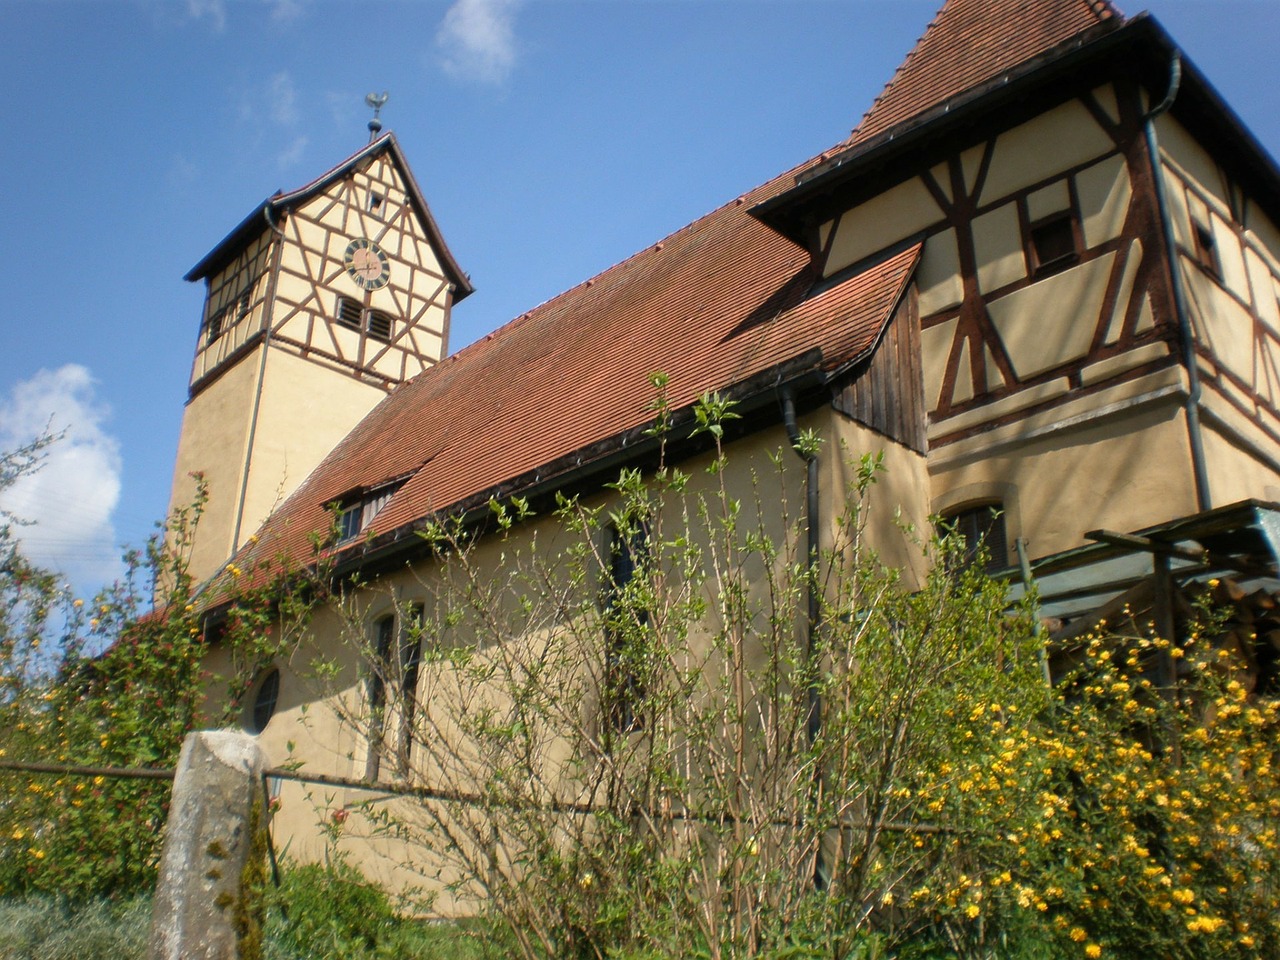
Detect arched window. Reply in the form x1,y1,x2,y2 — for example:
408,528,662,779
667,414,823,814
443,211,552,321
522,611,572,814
938,502,1008,573
246,667,281,734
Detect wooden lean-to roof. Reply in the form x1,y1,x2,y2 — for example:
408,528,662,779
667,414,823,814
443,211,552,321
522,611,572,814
184,132,473,301
208,0,1179,588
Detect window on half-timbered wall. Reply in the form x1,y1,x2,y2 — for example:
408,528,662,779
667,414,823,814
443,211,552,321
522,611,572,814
205,307,225,345
1192,219,1221,280
938,502,1008,574
603,518,650,735
367,191,385,217
1028,209,1079,277
337,295,364,331
336,295,396,342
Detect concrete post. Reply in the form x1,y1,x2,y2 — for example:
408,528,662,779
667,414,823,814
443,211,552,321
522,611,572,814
148,730,270,960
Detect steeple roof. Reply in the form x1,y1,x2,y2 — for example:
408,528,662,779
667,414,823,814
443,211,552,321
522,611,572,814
850,0,1122,148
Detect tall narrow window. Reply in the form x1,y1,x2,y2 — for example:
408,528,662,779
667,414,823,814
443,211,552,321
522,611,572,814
1192,220,1221,280
604,519,649,734
397,604,424,778
205,308,225,344
938,502,1008,574
365,615,395,781
368,192,385,217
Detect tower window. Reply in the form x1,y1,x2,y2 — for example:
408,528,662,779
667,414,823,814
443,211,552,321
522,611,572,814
367,192,385,217
205,309,225,344
237,290,252,322
366,309,394,341
336,296,397,341
337,296,364,331
1028,211,1078,277
938,502,1008,573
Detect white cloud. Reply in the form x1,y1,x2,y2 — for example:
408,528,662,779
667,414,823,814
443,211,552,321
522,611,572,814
0,366,124,590
186,0,227,32
276,135,309,169
437,0,520,86
268,71,299,127
266,0,306,23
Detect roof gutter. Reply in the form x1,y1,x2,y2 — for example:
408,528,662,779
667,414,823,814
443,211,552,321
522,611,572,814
328,350,830,581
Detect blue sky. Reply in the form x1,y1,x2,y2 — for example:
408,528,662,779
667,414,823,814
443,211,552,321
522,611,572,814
1,0,1278,595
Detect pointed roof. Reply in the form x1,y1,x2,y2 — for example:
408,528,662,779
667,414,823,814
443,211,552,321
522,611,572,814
213,151,921,590
849,0,1122,148
184,132,473,301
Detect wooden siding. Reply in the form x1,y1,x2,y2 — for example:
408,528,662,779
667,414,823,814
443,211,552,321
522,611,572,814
831,284,927,454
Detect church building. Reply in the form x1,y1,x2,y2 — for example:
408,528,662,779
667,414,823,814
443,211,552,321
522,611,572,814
171,0,1280,902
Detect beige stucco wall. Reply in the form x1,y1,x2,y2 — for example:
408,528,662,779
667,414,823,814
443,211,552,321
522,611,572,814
929,381,1201,562
201,410,934,911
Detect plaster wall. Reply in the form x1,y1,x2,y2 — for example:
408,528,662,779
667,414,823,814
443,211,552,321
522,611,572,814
208,411,935,912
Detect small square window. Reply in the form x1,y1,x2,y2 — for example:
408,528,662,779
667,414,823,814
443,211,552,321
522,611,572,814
368,192,385,217
1029,211,1078,276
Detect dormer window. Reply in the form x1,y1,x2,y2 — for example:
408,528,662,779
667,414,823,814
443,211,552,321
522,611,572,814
331,479,404,543
1028,210,1079,277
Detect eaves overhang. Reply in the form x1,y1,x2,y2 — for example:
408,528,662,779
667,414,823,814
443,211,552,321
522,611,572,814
751,15,1280,247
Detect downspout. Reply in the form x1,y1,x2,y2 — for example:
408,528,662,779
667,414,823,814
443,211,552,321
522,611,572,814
229,205,286,553
781,386,827,887
1143,54,1212,511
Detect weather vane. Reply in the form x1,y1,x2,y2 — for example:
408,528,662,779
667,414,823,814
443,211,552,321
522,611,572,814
365,92,390,141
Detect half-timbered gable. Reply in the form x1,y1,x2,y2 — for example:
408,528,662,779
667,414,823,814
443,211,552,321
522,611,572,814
754,0,1280,563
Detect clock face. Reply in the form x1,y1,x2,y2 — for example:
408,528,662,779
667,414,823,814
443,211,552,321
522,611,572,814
344,238,390,290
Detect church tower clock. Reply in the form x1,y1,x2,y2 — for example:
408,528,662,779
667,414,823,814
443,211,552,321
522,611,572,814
168,128,472,583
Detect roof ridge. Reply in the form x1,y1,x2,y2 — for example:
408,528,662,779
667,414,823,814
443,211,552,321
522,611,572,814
437,141,849,365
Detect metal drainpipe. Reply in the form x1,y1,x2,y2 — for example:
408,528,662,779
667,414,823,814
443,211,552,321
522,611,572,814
1143,54,1212,512
781,386,827,888
229,205,285,553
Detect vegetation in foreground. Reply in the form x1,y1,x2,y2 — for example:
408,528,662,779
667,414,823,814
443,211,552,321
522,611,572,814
1,386,1278,960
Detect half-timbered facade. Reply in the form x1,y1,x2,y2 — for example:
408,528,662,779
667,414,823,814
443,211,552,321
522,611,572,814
170,134,471,582
175,0,1280,903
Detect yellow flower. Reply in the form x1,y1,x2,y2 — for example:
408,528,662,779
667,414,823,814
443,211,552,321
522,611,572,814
1070,928,1087,942
1085,944,1101,958
10,828,24,841
965,904,981,919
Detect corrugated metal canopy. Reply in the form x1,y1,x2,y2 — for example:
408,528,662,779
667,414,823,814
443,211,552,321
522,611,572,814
1004,499,1280,620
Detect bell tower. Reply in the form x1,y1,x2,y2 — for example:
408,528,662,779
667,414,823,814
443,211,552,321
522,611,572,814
168,128,472,583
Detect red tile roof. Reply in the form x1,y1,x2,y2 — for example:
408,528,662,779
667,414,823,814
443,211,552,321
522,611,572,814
209,0,1124,588
849,0,1122,147
222,153,920,582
